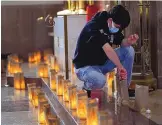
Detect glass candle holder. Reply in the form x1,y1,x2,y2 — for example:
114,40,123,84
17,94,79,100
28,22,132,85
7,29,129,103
76,90,88,121
28,53,34,63
56,74,64,96
63,80,71,102
43,49,53,64
30,86,36,105
87,98,99,125
8,54,19,63
9,61,22,75
52,57,59,73
35,51,41,63
68,84,77,110
32,87,42,107
107,71,115,99
14,72,25,90
43,103,51,124
50,69,57,91
38,100,48,124
48,55,55,69
27,83,36,101
38,63,49,78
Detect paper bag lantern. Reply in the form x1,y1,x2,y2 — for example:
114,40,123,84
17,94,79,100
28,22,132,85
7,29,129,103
106,71,115,101
63,80,71,102
28,53,35,63
28,51,41,64
56,75,64,96
27,83,36,101
87,98,99,125
76,90,88,121
48,55,55,70
43,103,51,124
98,111,109,125
70,59,75,75
30,87,37,105
38,92,46,102
113,68,117,97
32,88,42,107
70,60,77,83
50,69,57,91
38,100,48,124
54,57,59,72
38,63,49,78
14,72,25,90
35,51,41,63
12,62,22,74
135,84,149,112
68,84,77,110
43,49,53,64
8,54,19,63
8,61,22,75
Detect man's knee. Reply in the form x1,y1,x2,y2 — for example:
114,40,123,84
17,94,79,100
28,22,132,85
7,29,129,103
96,76,106,89
84,71,106,89
129,46,135,57
122,46,135,58
93,74,106,89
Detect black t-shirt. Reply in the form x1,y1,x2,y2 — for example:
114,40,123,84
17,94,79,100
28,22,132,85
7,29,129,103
73,11,124,69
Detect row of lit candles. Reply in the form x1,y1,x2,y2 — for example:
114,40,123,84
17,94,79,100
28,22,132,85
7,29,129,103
48,68,110,125
12,53,117,124
28,51,41,64
28,49,53,65
27,83,60,125
12,54,59,90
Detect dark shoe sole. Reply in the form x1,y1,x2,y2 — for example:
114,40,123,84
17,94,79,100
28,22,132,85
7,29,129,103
82,87,91,98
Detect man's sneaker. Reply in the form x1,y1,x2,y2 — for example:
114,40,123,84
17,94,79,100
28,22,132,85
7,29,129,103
82,87,91,98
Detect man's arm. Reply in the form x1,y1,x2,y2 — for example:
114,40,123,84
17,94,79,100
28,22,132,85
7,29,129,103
102,43,127,80
102,43,123,69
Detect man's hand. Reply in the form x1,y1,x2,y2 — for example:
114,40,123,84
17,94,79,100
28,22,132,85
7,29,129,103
127,34,139,45
117,67,127,80
122,34,139,46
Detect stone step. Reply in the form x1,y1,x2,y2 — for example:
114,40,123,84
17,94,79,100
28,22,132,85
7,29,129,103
130,78,157,90
132,72,154,80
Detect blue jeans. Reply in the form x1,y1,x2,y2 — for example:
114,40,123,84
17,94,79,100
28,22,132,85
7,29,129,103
75,46,135,90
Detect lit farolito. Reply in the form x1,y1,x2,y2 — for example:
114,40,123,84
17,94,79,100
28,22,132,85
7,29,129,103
87,98,99,125
76,90,88,120
56,74,64,96
14,72,25,90
68,84,77,110
50,69,57,91
38,63,49,78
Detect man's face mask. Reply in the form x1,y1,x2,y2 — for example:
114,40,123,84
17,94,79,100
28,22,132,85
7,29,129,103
109,21,119,33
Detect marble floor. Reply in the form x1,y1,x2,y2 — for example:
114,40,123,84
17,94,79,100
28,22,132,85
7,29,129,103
1,86,38,125
1,63,38,125
1,63,162,125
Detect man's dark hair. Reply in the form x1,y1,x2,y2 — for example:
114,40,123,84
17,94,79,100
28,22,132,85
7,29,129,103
108,5,130,29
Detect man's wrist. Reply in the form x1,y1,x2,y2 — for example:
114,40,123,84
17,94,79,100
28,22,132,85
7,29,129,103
122,38,131,46
117,64,123,70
